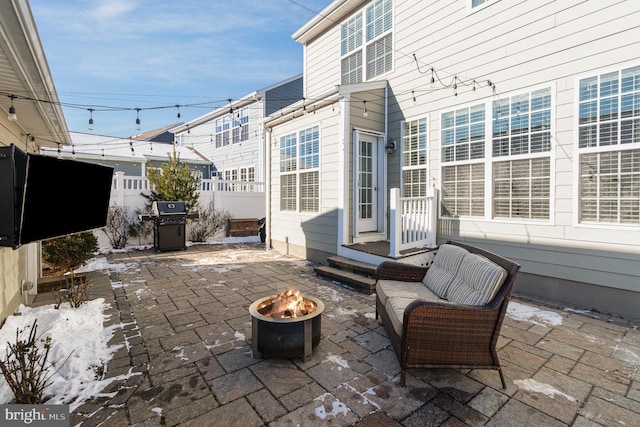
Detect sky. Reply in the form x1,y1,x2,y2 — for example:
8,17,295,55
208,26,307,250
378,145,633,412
29,0,331,138
0,235,577,412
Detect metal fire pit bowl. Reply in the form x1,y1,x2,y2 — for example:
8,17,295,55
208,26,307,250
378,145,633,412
249,295,324,362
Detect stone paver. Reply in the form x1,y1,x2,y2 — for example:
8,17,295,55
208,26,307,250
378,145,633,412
59,242,640,426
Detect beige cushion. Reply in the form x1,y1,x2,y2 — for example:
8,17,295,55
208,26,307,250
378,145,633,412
422,244,469,298
446,253,508,306
376,280,432,306
385,291,445,336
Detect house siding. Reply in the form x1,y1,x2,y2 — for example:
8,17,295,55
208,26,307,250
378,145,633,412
269,107,340,260
265,77,303,116
281,0,640,317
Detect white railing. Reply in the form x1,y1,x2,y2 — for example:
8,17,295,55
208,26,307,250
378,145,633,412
389,187,438,257
212,179,265,193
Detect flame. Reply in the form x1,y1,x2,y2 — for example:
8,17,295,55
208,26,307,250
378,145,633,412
265,289,315,318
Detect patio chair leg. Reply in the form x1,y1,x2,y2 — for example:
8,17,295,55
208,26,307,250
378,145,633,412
400,370,406,387
498,368,506,389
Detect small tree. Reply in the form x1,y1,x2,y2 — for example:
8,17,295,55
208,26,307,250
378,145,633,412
42,232,98,274
188,203,231,242
143,150,201,212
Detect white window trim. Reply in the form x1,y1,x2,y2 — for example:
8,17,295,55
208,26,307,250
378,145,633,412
279,124,322,214
572,61,640,229
399,115,429,197
438,84,556,225
339,0,394,84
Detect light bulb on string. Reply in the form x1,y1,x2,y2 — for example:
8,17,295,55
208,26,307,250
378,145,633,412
135,108,141,130
7,95,17,121
88,108,94,130
363,101,368,118
175,105,181,120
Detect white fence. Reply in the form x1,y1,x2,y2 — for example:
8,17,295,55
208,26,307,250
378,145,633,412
110,172,265,217
388,187,438,257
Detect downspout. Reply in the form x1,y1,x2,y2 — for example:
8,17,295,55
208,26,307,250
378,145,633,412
384,84,389,237
337,93,350,256
265,126,272,250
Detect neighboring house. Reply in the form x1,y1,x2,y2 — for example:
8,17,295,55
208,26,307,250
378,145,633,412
264,0,640,318
0,1,71,321
171,75,303,186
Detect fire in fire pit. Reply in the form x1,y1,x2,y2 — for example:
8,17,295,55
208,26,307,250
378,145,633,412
262,289,316,319
249,289,323,361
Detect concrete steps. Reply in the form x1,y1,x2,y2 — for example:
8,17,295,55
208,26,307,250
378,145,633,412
314,256,378,294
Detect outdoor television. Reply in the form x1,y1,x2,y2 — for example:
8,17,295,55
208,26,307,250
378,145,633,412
0,144,114,248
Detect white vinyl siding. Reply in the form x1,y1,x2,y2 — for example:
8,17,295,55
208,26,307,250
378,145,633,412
401,117,428,197
280,126,320,213
578,65,640,225
340,0,392,85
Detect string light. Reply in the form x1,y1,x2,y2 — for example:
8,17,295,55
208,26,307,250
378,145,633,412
175,104,181,119
363,101,368,118
88,108,94,130
228,99,233,115
7,95,17,121
130,138,135,155
135,108,141,130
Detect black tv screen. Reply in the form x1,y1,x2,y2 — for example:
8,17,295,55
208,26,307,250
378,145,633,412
19,153,114,244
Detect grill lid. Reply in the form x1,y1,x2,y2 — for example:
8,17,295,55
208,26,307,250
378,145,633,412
152,201,186,216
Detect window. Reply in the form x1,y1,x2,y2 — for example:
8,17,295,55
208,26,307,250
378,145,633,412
215,116,231,148
470,0,497,9
401,118,428,197
441,105,486,217
232,107,249,144
492,88,552,220
340,0,392,84
280,126,320,212
578,65,640,225
440,88,552,220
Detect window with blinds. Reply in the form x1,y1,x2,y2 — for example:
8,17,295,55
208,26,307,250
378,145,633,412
279,126,320,212
441,104,486,217
401,117,428,197
578,65,640,225
340,0,392,84
440,88,552,220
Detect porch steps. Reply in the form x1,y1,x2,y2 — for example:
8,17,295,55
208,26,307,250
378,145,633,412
314,256,378,294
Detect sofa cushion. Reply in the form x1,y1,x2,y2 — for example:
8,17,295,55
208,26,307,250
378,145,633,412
422,243,469,298
385,291,445,336
377,280,436,306
446,253,507,306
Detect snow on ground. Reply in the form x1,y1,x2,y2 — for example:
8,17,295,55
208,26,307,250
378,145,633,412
0,300,133,411
507,301,563,326
0,235,259,411
513,378,577,401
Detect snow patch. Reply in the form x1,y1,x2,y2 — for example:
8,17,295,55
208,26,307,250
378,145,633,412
514,378,577,402
507,302,563,326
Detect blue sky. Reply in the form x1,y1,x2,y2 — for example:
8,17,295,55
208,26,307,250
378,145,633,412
30,0,330,138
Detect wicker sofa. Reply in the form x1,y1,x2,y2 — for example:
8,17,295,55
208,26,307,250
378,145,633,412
375,241,520,388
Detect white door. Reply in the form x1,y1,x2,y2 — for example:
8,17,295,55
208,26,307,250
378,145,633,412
356,133,378,232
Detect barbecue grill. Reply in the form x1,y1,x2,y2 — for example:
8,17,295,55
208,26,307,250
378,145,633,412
140,201,197,252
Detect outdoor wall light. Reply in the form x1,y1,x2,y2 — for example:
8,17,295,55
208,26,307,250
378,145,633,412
385,138,396,155
7,95,17,122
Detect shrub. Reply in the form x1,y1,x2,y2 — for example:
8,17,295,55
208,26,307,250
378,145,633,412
0,321,53,404
129,208,153,245
188,204,231,242
42,232,98,274
103,205,132,249
53,272,91,308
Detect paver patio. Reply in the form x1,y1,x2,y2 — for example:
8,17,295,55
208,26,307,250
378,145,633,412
67,242,640,426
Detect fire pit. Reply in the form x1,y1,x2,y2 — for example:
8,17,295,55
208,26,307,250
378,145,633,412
249,289,324,362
